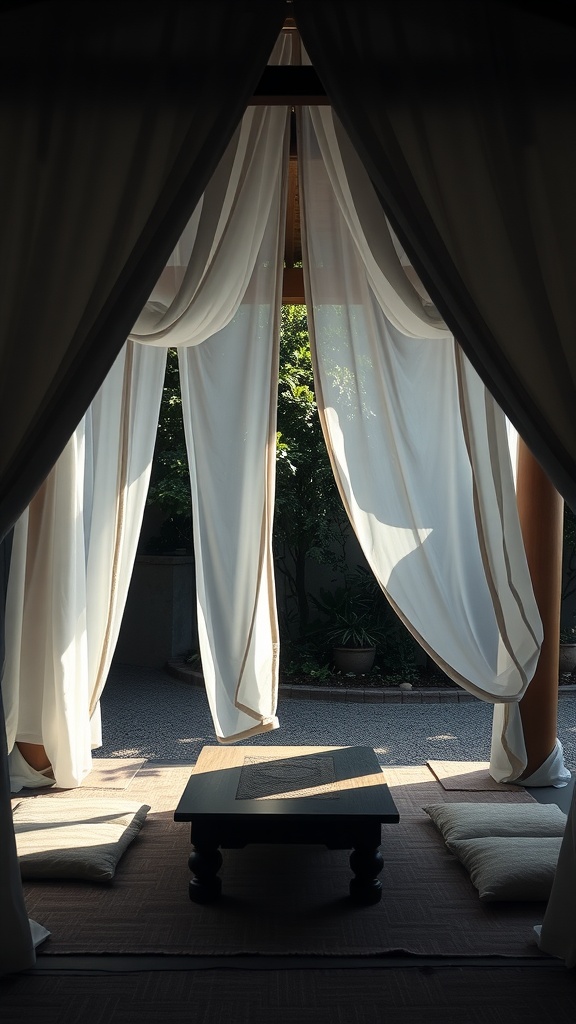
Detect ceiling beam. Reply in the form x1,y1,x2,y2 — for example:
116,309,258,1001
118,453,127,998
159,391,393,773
282,267,305,304
250,65,328,105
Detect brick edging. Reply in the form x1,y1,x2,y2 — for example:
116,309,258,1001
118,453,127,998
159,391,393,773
165,661,576,705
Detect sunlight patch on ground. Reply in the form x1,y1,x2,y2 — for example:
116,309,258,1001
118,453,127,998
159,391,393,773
426,734,457,741
102,748,143,757
373,747,390,755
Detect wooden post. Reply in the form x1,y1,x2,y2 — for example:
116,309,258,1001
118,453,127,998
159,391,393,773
16,742,52,774
516,439,564,777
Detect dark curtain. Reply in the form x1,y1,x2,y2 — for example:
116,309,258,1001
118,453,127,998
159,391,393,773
295,0,576,507
0,0,285,976
0,0,286,542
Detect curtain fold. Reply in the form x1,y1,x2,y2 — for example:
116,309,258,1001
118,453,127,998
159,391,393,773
179,196,286,740
299,105,546,782
132,93,290,740
127,35,291,740
0,0,286,975
3,342,167,790
294,0,576,510
0,1,286,543
295,6,576,961
84,345,168,718
3,44,291,783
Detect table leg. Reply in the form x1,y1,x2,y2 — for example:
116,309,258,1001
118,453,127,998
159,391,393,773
349,845,384,905
188,844,223,904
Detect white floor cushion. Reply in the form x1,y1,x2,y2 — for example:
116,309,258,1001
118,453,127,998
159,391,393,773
423,801,566,844
14,797,150,881
449,836,563,902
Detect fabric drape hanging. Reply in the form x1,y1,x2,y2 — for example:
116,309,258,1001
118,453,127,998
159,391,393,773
0,1,286,544
178,196,285,741
130,52,291,740
3,41,291,786
294,6,576,963
294,0,576,511
299,106,557,784
0,0,286,975
3,342,167,791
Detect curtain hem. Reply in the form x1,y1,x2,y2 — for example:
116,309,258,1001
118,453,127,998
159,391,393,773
216,717,279,745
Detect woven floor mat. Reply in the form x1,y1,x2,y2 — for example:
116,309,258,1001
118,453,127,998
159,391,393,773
4,966,575,1024
21,762,543,959
427,760,526,792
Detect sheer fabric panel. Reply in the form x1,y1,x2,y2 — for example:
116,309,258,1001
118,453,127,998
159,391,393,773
177,112,289,741
3,86,290,785
131,52,290,740
3,343,166,790
300,107,544,781
84,344,168,718
295,1,576,510
131,108,289,347
180,289,283,742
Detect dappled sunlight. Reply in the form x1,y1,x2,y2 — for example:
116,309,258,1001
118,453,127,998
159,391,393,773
98,665,576,771
100,747,145,758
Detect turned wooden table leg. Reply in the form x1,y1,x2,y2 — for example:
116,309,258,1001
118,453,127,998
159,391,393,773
188,844,223,904
349,845,384,905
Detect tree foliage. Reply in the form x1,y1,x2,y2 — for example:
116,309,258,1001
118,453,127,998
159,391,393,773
144,315,422,680
146,349,192,552
274,305,350,634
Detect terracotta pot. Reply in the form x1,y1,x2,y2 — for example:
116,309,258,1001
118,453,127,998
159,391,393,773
559,643,576,675
332,646,376,675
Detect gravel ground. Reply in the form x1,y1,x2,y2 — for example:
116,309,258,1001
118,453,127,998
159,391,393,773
95,663,576,770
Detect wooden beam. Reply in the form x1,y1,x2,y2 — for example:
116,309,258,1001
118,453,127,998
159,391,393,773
516,440,564,777
250,65,329,106
284,156,300,269
282,267,305,304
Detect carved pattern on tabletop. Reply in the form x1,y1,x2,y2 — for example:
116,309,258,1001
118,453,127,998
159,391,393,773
235,755,339,801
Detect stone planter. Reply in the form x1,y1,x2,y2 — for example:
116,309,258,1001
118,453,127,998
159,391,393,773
332,646,376,675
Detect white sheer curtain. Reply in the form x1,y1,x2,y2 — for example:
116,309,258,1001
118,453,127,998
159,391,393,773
3,103,290,784
3,342,166,789
179,214,283,742
127,34,290,741
299,106,555,784
132,102,289,741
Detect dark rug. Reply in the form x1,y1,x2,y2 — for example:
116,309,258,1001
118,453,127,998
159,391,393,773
2,966,575,1024
19,764,546,959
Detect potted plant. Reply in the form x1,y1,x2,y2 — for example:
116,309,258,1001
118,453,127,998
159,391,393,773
309,580,388,675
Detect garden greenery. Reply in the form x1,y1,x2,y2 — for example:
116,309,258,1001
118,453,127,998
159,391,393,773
145,314,424,680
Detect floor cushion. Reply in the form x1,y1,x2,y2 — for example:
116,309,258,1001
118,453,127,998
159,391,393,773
423,801,567,844
449,836,563,902
14,796,150,881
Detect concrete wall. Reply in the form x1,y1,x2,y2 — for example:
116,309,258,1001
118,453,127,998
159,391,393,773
113,555,197,669
113,517,576,669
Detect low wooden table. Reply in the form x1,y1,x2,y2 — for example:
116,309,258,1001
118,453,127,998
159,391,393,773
174,744,399,905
